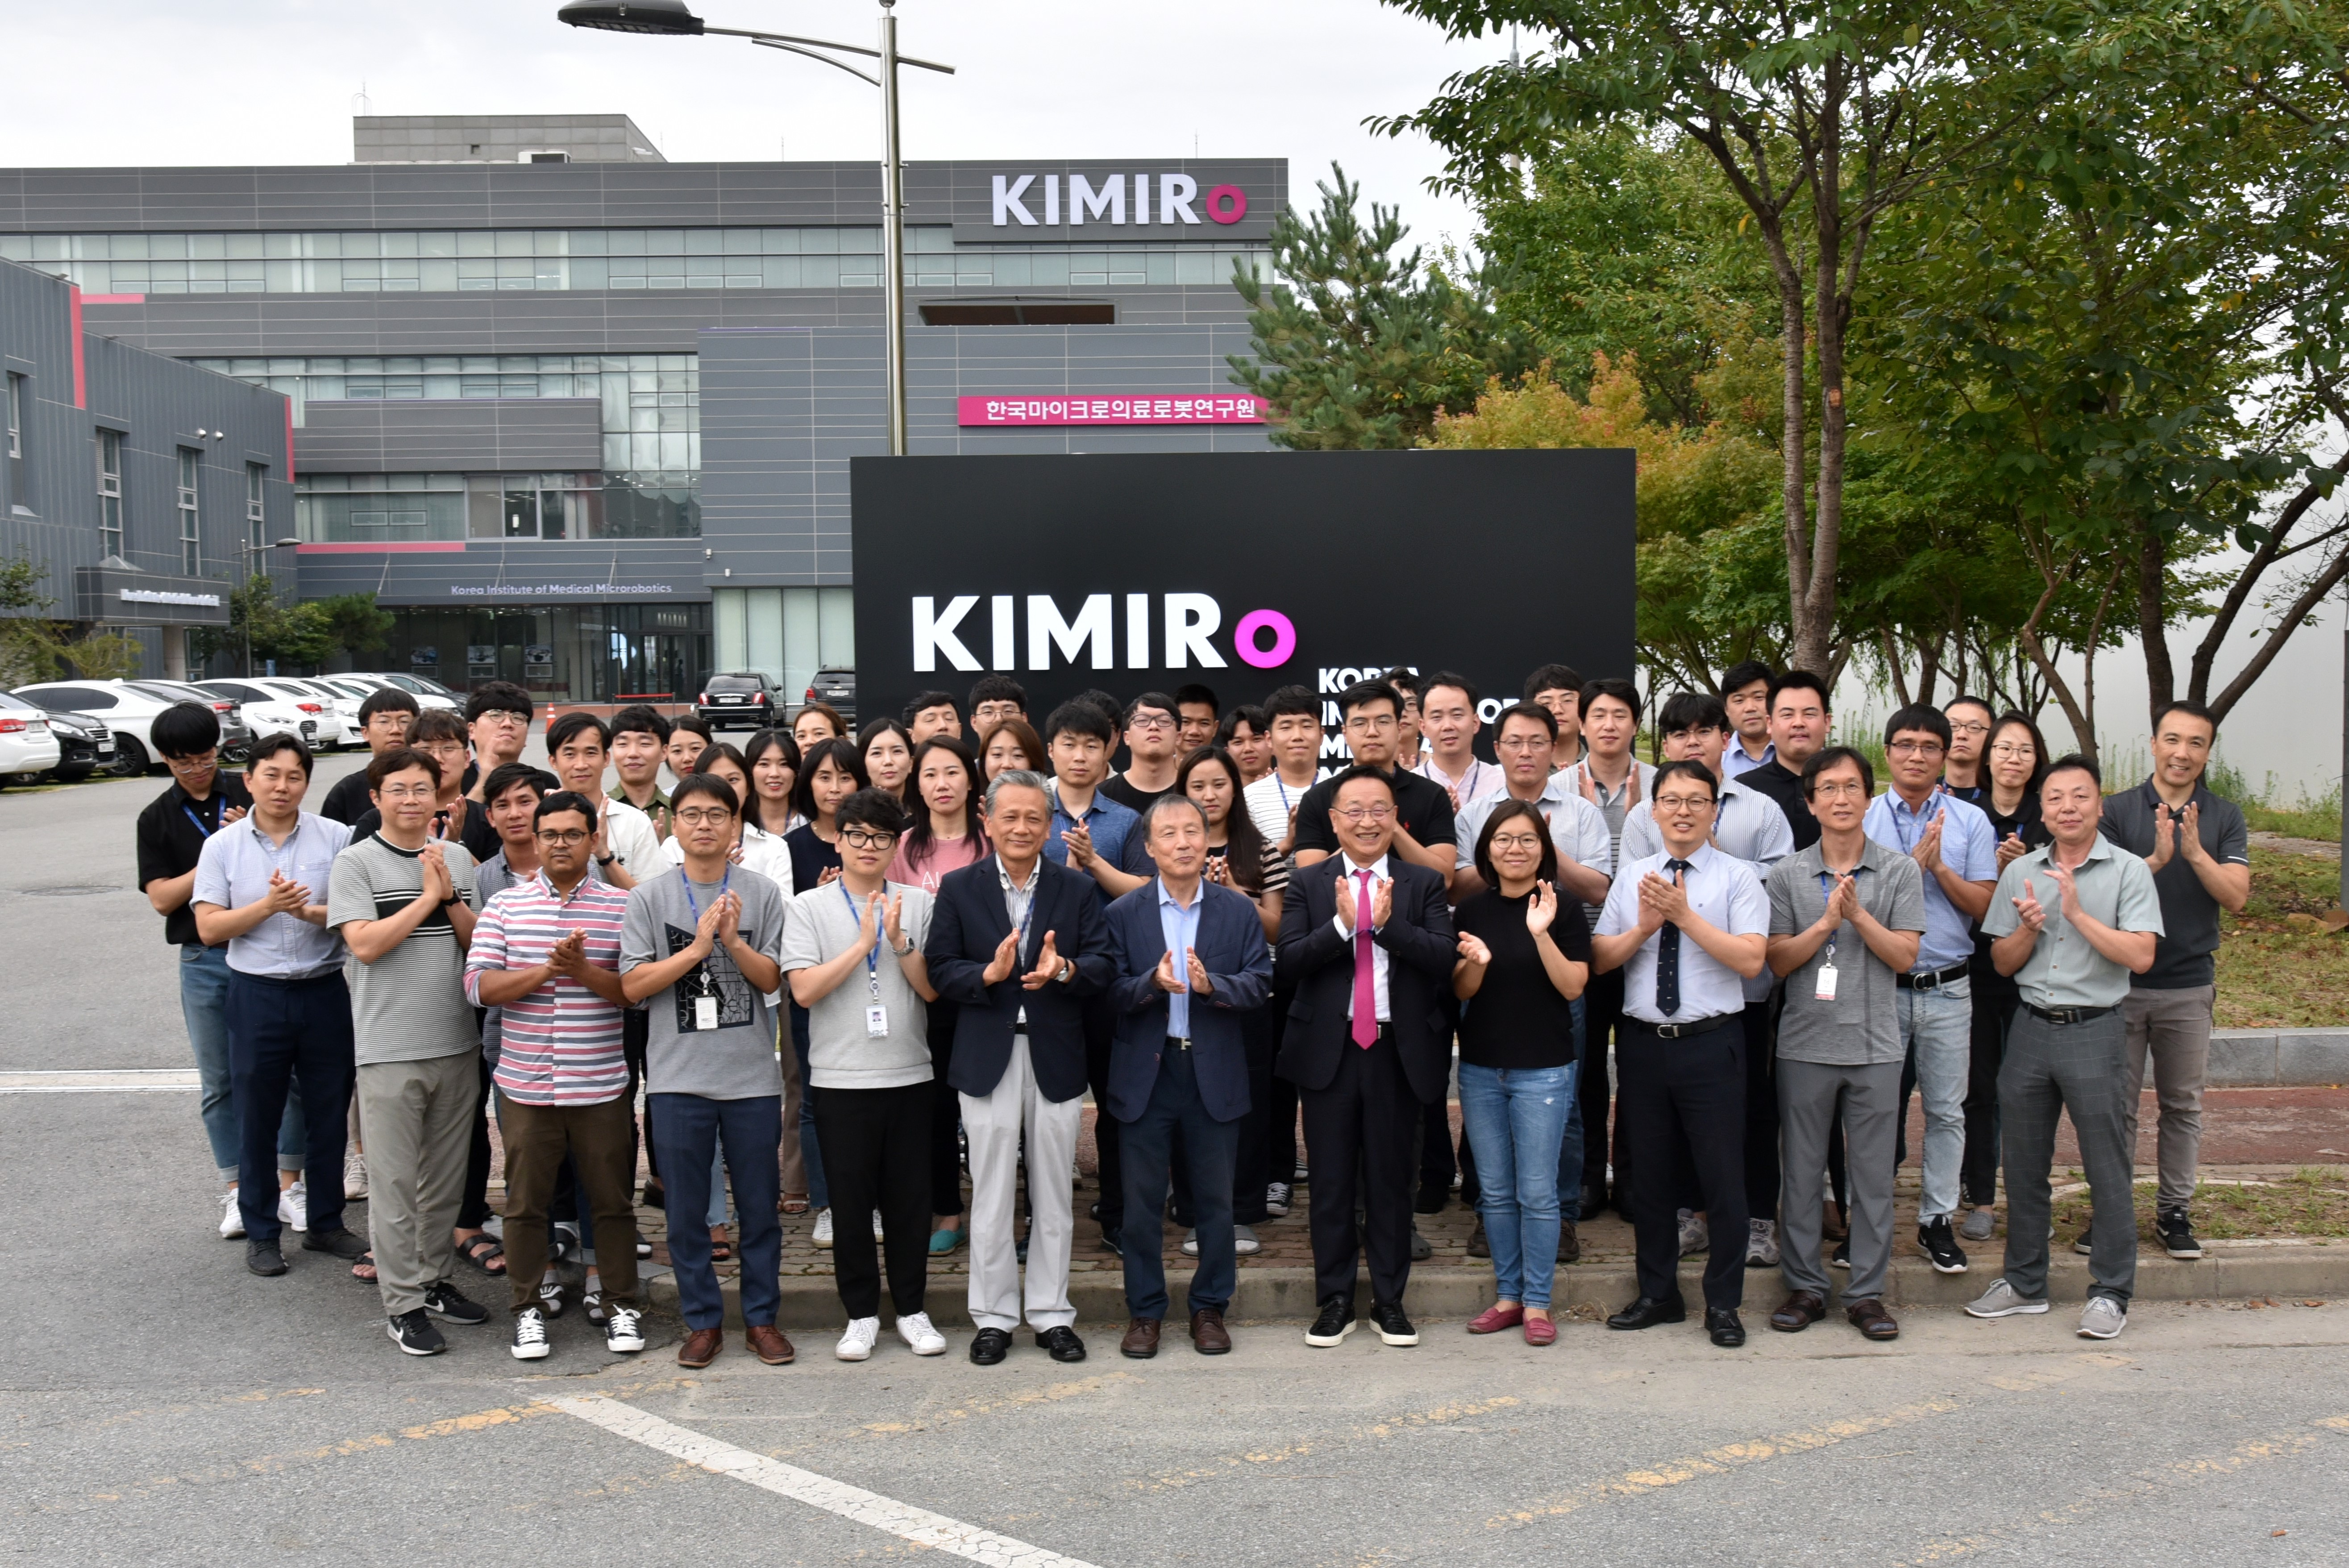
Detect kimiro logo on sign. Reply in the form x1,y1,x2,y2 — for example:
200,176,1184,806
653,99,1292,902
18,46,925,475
991,174,1247,228
911,594,1296,674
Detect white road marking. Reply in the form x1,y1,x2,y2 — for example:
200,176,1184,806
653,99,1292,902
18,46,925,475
552,1392,1102,1568
0,1069,199,1093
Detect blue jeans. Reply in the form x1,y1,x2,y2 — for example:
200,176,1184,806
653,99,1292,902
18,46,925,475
1898,979,1973,1223
1117,1045,1240,1320
181,944,304,1179
650,1094,782,1331
225,970,353,1242
790,1005,829,1210
1459,1061,1575,1309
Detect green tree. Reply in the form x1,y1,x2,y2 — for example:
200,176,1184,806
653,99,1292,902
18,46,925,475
0,553,60,687
1228,163,1541,449
311,592,395,660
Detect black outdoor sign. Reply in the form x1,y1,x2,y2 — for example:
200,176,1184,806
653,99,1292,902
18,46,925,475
850,450,1635,766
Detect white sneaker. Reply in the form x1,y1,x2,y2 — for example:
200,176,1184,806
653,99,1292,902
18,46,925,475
836,1316,880,1361
1746,1218,1779,1267
604,1301,647,1355
1181,1228,1201,1257
812,1208,835,1249
511,1306,551,1361
896,1312,947,1356
1964,1278,2050,1318
873,1209,886,1239
1265,1181,1292,1217
1234,1223,1262,1256
343,1149,369,1201
2077,1296,2128,1340
218,1189,245,1239
278,1180,308,1232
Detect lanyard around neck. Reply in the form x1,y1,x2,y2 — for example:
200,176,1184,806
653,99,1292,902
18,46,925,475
840,880,883,997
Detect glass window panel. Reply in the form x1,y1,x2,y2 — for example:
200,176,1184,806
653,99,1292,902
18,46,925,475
840,228,881,254
303,233,338,258
723,274,760,288
611,275,645,287
148,279,188,294
187,234,224,259
31,235,67,259
686,274,721,288
990,254,1033,286
685,230,722,255
423,375,460,398
569,230,607,256
457,231,495,257
760,257,800,287
570,259,607,288
798,256,839,287
419,259,457,290
801,229,838,255
722,229,761,254
264,233,298,258
607,230,644,256
151,234,187,259
379,232,417,258
0,236,29,261
534,231,565,256
657,368,692,391
112,233,149,260
225,233,264,259
646,229,683,254
646,272,686,289
385,357,422,374
340,260,380,279
496,257,534,277
495,231,532,257
761,228,799,254
341,233,381,258
189,260,226,281
262,259,298,291
1110,266,1146,285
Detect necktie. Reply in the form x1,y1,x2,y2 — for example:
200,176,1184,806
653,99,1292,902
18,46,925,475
1351,869,1378,1048
1655,857,1693,1017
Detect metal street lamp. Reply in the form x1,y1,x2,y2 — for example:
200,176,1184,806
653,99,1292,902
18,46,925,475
559,0,953,457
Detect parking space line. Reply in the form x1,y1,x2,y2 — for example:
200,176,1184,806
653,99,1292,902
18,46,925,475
0,1070,199,1093
552,1392,1103,1568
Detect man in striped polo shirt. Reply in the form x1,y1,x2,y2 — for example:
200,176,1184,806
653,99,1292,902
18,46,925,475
466,789,647,1362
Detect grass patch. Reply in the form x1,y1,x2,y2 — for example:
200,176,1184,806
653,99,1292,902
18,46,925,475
2049,1168,2349,1241
2215,848,2349,1028
2246,800,2343,842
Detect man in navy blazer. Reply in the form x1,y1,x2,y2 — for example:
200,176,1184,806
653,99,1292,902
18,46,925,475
1103,795,1274,1358
925,770,1113,1368
1276,765,1457,1350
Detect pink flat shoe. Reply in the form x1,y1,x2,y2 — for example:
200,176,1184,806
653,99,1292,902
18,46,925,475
1467,1303,1525,1335
1523,1314,1558,1347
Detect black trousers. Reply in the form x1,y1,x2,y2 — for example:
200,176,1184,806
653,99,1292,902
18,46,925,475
1672,1000,1778,1224
811,1081,933,1320
1298,1029,1420,1308
1963,978,2020,1207
458,1052,496,1231
1619,1018,1747,1313
1264,981,1300,1183
1173,1002,1277,1226
1580,966,1630,1197
1084,991,1123,1235
927,999,965,1218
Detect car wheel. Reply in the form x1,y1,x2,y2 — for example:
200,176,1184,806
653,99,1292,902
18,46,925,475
110,736,150,777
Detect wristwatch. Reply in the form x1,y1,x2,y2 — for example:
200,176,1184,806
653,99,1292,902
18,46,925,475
1056,959,1073,983
595,852,617,867
893,938,915,956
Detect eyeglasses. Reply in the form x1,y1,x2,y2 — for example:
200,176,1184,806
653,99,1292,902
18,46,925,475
378,784,437,800
1949,720,1990,736
1888,740,1946,757
165,752,218,773
474,712,527,728
1495,735,1549,752
1488,833,1546,851
840,827,898,849
1127,715,1176,732
1345,715,1398,731
536,828,590,845
1654,794,1715,812
673,807,733,826
1334,805,1394,823
1809,781,1869,799
1990,743,2035,760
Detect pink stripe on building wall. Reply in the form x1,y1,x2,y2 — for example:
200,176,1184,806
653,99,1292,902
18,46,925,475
81,293,146,304
67,286,85,408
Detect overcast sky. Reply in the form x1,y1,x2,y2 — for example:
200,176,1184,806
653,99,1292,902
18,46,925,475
0,0,1507,255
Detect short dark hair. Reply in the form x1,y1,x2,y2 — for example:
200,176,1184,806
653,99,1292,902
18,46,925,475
1124,690,1179,726
1522,663,1584,701
1074,689,1124,726
1472,797,1559,891
1657,691,1728,736
837,786,908,836
546,711,611,753
356,686,420,727
1720,659,1776,695
1336,679,1402,721
1942,693,1996,722
743,727,801,774
367,744,441,790
1801,745,1875,799
2043,753,2103,790
1579,677,1641,723
1173,682,1219,714
1326,762,1397,802
904,736,986,858
792,702,844,739
1418,670,1478,707
411,708,468,746
1989,711,2051,795
858,717,913,757
1651,759,1718,801
979,717,1044,777
463,680,533,724
790,736,868,821
1263,684,1318,723
1044,699,1116,748
482,761,557,806
533,789,599,832
1493,700,1557,740
670,771,740,817
245,732,313,777
1883,703,1952,750
1766,669,1831,712
1218,704,1269,743
2152,698,2217,736
1379,667,1422,700
903,690,960,726
671,713,714,743
610,703,672,743
967,674,1027,711
151,700,221,758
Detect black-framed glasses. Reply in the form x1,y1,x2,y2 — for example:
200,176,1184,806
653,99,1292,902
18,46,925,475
536,828,590,845
840,827,899,849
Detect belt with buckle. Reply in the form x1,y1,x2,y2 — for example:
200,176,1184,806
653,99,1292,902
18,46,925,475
2022,1001,2116,1027
1897,961,1971,991
1166,1035,1192,1051
1631,1013,1735,1040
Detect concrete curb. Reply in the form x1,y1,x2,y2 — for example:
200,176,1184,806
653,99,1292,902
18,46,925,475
2209,1028,2349,1086
645,1245,2349,1330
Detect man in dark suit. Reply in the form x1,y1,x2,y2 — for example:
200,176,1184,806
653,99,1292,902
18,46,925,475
925,770,1114,1368
1276,765,1457,1349
1104,795,1275,1359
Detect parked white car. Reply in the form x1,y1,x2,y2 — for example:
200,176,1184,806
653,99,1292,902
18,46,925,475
337,671,463,712
10,678,214,776
193,679,331,751
276,678,367,744
0,694,61,785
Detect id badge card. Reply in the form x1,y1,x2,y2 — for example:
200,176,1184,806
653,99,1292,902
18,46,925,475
694,994,719,1031
865,1004,890,1038
1814,965,1838,1002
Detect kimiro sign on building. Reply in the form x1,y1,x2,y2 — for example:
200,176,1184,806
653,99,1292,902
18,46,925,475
945,162,1281,244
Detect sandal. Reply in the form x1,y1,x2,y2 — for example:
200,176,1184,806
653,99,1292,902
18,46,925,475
781,1193,811,1216
350,1252,377,1283
456,1232,507,1276
709,1228,734,1263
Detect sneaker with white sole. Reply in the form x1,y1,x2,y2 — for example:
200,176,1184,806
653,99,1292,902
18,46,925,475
511,1306,552,1360
343,1149,369,1201
1745,1217,1779,1268
536,1275,566,1318
389,1308,446,1356
2077,1295,2128,1339
1265,1181,1292,1218
1964,1278,2051,1318
836,1315,880,1361
604,1301,646,1355
812,1208,836,1249
896,1312,947,1356
278,1180,308,1232
2158,1206,2204,1260
1181,1228,1200,1257
218,1189,245,1239
1676,1207,1708,1258
1959,1206,1997,1243
1918,1215,1970,1273
424,1280,489,1324
1234,1224,1261,1256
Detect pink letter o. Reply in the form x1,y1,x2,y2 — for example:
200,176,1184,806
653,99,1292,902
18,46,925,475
1234,608,1295,669
1205,184,1248,225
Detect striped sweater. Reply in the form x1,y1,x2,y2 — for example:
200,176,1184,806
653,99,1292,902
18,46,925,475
465,870,632,1106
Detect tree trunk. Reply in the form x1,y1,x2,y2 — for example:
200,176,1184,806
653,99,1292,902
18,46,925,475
2136,520,2174,721
1772,252,1812,675
1792,72,1847,680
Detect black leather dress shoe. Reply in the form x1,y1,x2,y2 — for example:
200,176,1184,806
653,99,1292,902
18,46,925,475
1579,1183,1607,1222
1706,1308,1746,1348
968,1327,1012,1365
1606,1297,1687,1331
1035,1325,1087,1363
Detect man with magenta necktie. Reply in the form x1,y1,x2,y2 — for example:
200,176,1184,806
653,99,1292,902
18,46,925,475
1275,766,1457,1350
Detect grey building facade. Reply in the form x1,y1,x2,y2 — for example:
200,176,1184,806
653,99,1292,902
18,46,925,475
0,118,1281,702
0,256,292,679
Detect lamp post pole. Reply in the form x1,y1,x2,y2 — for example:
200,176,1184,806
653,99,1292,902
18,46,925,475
878,0,908,456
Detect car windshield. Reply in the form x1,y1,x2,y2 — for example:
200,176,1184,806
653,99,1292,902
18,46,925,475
707,676,765,692
127,682,204,703
0,690,34,711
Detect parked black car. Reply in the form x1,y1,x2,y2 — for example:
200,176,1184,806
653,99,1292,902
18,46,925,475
804,666,856,725
40,708,112,782
697,672,786,731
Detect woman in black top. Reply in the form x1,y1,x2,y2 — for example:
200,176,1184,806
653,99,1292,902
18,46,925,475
1451,798,1591,1346
1958,710,2054,1234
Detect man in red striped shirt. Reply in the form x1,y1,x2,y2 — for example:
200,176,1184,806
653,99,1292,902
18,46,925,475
465,790,646,1362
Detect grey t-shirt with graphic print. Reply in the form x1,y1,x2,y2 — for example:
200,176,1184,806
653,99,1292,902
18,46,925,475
621,864,788,1100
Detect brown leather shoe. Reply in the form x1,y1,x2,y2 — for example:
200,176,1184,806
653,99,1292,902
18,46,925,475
746,1323,797,1365
1189,1308,1231,1355
677,1326,723,1368
1769,1290,1827,1333
1119,1317,1162,1359
1846,1297,1900,1340
1557,1218,1582,1265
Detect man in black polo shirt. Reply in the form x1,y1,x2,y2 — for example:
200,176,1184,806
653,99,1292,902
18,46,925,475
321,686,420,826
134,701,303,1240
2098,699,2250,1262
1290,680,1455,890
1737,670,1834,851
